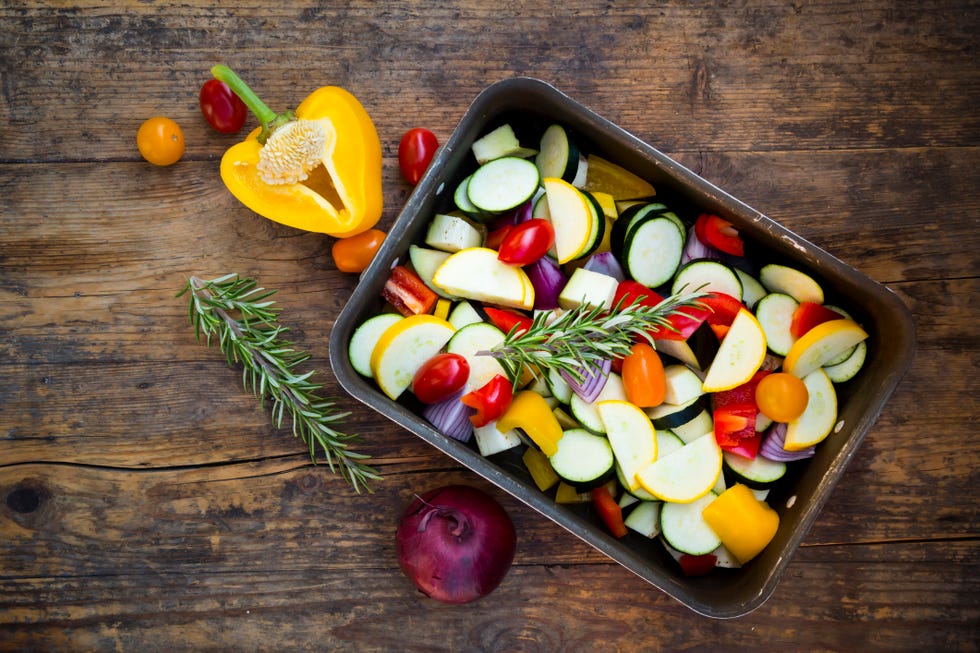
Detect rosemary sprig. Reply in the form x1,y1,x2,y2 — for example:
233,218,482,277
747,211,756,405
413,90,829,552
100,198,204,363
484,288,709,386
177,273,380,493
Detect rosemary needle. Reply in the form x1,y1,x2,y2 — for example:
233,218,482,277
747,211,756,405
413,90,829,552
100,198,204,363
178,273,380,493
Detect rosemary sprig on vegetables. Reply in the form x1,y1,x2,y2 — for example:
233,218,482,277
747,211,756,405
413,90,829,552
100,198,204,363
484,288,709,386
177,273,380,493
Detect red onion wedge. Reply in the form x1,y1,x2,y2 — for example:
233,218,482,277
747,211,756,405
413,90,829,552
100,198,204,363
525,255,568,310
759,422,816,462
422,390,474,442
560,357,612,403
583,251,625,282
484,199,534,231
396,485,516,604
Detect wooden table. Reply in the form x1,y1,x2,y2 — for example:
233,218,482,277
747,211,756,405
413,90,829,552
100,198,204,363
2,2,978,650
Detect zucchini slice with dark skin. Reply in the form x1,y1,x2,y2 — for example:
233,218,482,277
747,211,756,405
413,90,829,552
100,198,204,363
535,123,580,183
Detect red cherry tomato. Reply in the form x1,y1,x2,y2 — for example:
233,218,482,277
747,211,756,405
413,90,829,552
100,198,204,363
398,128,439,185
412,353,470,404
199,79,247,134
497,219,555,266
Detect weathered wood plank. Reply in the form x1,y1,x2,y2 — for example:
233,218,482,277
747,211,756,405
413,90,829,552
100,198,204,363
0,542,976,652
1,1,978,163
2,0,978,647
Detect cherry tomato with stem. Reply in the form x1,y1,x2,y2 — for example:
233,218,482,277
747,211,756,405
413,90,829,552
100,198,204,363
755,372,809,423
199,79,248,134
398,128,439,185
136,116,185,166
412,353,470,404
621,342,667,408
497,219,555,266
332,228,386,273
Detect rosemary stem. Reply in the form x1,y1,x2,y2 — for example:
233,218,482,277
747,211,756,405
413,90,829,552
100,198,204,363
179,274,379,493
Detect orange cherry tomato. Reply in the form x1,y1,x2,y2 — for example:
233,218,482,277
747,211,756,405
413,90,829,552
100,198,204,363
331,229,387,273
755,372,809,422
621,342,666,408
136,116,185,166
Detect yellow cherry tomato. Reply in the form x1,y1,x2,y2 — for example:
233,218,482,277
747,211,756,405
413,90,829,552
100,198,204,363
331,228,386,273
137,116,185,166
755,372,809,423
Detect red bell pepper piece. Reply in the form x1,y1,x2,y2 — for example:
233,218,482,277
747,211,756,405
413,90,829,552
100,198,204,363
701,292,744,328
483,307,533,336
710,323,731,340
722,432,762,459
382,265,438,317
591,485,628,538
679,553,718,576
694,213,744,257
485,224,514,251
614,280,708,341
614,280,663,307
713,370,770,408
460,374,513,427
712,370,770,453
790,302,844,339
713,402,757,448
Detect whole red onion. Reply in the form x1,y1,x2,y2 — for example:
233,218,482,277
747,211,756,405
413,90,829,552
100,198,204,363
396,484,516,604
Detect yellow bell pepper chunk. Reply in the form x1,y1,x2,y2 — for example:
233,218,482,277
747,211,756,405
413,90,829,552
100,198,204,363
496,390,563,457
522,447,559,492
701,483,780,564
215,66,383,238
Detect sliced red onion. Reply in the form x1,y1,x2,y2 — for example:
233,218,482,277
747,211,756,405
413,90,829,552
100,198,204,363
513,199,534,224
583,251,625,282
484,199,533,231
525,255,568,310
560,358,612,403
423,391,474,442
681,225,724,265
759,422,816,462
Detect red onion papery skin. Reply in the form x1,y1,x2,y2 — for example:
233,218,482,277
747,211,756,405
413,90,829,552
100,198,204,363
396,485,517,604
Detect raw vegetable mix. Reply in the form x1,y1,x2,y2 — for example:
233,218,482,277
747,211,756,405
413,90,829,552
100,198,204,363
349,118,871,576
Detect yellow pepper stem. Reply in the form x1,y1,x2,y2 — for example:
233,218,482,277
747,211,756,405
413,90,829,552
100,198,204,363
211,64,293,143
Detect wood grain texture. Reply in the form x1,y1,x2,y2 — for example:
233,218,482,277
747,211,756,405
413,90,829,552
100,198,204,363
1,0,978,651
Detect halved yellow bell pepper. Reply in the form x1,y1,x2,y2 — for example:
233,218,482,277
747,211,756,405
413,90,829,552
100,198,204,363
701,483,780,564
213,65,382,238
